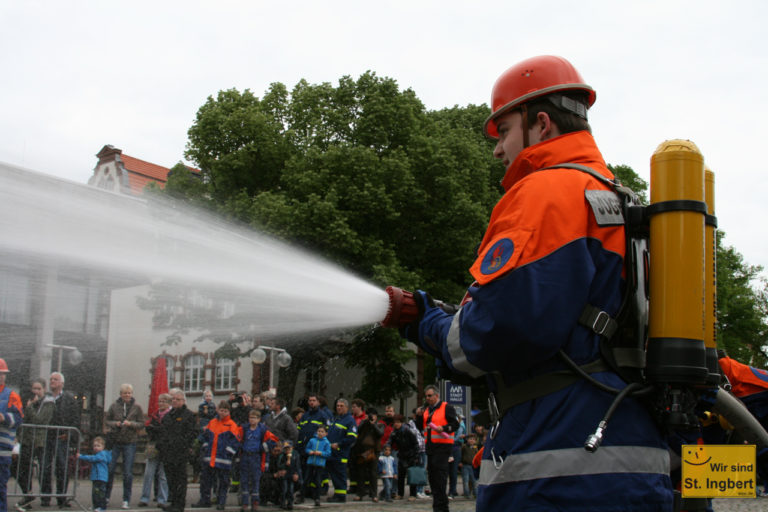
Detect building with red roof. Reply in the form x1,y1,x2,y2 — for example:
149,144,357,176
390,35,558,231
87,144,199,195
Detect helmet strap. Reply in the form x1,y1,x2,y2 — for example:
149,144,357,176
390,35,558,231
521,104,529,149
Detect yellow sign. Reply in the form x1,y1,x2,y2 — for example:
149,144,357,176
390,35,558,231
681,444,756,498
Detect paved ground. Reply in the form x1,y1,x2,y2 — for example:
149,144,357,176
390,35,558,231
10,480,766,511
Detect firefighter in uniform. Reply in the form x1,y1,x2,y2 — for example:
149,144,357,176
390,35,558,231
0,358,23,512
400,56,674,511
296,395,331,501
325,399,357,502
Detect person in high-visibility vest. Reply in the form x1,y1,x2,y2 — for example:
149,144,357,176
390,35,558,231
416,385,458,512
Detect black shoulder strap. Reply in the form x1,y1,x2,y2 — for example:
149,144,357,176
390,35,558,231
539,162,648,376
538,162,615,186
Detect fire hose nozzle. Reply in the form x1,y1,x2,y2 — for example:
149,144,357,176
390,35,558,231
381,286,420,329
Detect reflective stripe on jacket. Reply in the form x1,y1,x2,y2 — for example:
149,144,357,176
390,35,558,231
297,407,330,447
201,416,242,469
327,413,357,461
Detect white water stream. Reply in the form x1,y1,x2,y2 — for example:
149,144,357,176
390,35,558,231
0,161,390,339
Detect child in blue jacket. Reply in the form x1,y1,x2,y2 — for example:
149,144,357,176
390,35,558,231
78,436,112,512
239,409,279,511
304,425,331,506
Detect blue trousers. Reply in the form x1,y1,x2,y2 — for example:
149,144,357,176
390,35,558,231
0,462,10,512
107,443,137,502
326,457,348,497
461,464,476,497
140,457,168,505
200,466,230,506
239,454,262,505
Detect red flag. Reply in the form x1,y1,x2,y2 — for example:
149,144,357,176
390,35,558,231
147,357,169,420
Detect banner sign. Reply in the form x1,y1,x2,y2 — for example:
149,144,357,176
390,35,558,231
681,444,756,498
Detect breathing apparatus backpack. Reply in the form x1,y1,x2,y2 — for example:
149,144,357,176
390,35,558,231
540,163,650,387
534,161,719,451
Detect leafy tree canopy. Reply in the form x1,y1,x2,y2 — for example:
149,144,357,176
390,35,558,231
163,72,500,403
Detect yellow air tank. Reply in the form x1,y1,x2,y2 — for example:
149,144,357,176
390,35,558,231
646,140,708,384
704,167,720,384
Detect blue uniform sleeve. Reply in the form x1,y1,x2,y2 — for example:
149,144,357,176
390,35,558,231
419,238,621,379
2,392,23,430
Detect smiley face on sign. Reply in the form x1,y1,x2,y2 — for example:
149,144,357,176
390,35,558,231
683,445,712,466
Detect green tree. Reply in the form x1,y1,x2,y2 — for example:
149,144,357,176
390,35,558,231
716,232,768,365
609,163,649,204
185,88,293,202
161,73,499,404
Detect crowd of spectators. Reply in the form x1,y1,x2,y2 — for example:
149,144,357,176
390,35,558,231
10,378,482,511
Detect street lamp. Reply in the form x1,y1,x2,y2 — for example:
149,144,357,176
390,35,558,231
45,344,83,372
250,345,291,391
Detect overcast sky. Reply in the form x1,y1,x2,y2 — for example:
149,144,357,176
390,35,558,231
2,1,767,277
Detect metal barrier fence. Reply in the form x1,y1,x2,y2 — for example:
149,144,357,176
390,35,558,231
8,424,84,511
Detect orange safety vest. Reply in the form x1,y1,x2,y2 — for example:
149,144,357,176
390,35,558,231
423,402,454,445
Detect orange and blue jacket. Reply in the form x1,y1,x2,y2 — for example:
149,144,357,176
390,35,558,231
416,131,673,511
201,415,242,469
0,385,22,462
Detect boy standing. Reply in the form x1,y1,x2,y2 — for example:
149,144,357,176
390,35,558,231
78,437,112,512
378,445,397,502
460,434,479,498
239,409,278,511
304,425,331,507
276,442,301,510
194,401,243,510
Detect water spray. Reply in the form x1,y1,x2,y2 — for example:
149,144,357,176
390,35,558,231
0,161,391,339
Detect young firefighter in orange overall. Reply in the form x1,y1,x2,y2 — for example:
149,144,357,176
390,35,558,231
194,401,243,510
397,56,673,511
0,359,22,512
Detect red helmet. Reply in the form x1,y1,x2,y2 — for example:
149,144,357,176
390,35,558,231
0,358,8,373
483,55,596,139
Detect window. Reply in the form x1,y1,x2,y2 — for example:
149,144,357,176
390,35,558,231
163,356,176,390
0,268,30,325
214,358,235,392
183,354,205,393
304,365,326,396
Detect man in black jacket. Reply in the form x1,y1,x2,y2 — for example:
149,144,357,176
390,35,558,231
41,372,80,507
158,389,197,512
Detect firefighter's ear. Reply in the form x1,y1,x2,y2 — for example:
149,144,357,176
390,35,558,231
534,111,558,141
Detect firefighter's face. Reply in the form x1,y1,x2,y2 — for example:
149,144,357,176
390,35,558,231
492,110,526,169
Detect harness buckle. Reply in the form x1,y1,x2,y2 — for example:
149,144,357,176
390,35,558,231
488,392,500,424
488,392,501,440
591,310,612,336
